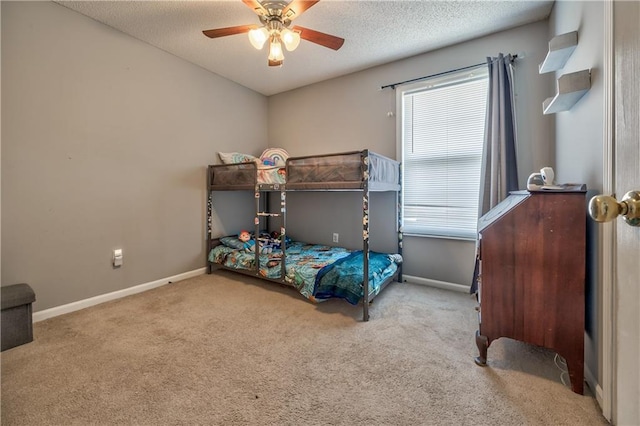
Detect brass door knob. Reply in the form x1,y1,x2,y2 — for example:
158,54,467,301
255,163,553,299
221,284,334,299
588,191,640,227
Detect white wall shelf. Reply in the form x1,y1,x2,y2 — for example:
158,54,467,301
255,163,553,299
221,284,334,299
539,31,578,74
542,69,591,115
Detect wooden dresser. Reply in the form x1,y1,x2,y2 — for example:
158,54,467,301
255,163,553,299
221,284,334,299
474,188,586,394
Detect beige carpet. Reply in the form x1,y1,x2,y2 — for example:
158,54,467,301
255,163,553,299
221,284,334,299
1,271,606,425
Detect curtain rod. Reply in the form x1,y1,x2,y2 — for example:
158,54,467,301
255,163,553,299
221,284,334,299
380,54,518,90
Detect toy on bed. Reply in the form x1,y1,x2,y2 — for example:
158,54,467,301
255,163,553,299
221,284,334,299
258,148,289,184
216,149,289,185
238,230,273,254
260,148,288,167
269,231,282,250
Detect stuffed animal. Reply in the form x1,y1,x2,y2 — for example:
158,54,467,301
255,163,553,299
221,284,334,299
239,230,272,254
238,230,256,252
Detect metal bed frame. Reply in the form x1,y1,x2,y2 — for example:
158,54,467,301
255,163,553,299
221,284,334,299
206,150,403,321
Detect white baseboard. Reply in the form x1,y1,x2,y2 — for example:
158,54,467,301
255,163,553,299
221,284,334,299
584,365,603,408
32,267,207,323
402,274,470,293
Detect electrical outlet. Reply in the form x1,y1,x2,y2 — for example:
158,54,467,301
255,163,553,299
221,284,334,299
332,233,339,243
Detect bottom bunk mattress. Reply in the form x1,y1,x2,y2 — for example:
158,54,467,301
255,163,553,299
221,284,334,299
208,240,401,305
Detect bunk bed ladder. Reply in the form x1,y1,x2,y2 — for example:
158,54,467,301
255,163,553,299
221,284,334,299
255,186,287,282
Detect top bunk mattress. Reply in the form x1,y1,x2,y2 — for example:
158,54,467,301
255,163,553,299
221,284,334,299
208,150,400,191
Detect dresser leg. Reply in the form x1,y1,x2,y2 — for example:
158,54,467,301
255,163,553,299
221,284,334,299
474,329,488,366
563,355,585,394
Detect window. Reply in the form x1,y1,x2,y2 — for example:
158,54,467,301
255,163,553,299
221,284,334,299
398,67,488,239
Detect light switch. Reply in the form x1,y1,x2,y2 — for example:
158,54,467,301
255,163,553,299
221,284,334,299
113,249,123,267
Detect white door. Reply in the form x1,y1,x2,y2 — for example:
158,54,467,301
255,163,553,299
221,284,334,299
612,1,639,424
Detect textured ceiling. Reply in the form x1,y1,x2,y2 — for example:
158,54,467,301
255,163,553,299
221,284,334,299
56,1,554,96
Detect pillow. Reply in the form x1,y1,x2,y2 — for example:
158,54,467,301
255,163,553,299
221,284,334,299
219,236,246,250
218,152,258,165
259,148,289,167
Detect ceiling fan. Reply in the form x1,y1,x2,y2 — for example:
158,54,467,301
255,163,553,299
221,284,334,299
202,0,344,67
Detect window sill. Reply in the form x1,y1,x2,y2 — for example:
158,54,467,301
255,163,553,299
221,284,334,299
402,232,477,242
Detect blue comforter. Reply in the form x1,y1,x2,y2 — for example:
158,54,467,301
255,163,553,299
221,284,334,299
314,251,396,305
209,241,399,304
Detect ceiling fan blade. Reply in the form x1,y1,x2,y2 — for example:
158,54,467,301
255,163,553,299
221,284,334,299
269,59,284,67
202,24,258,39
283,0,319,20
242,0,267,16
292,26,344,50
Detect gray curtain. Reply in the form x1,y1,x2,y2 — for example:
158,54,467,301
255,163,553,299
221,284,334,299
471,53,519,294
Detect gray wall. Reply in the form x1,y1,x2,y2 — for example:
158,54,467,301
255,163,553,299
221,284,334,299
268,21,554,286
1,2,566,309
1,1,267,311
548,0,604,400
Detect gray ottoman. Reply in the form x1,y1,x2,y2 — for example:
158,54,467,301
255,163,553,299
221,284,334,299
1,283,36,351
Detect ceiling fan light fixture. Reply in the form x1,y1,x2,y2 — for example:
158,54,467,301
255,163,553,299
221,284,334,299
203,0,344,67
268,37,285,63
248,27,269,50
281,28,301,51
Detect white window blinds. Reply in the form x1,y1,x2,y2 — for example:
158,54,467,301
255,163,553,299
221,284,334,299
399,67,488,239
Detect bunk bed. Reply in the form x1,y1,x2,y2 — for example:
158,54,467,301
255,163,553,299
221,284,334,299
206,150,403,321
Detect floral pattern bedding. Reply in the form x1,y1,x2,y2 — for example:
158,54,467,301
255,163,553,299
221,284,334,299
256,166,286,185
208,240,400,304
